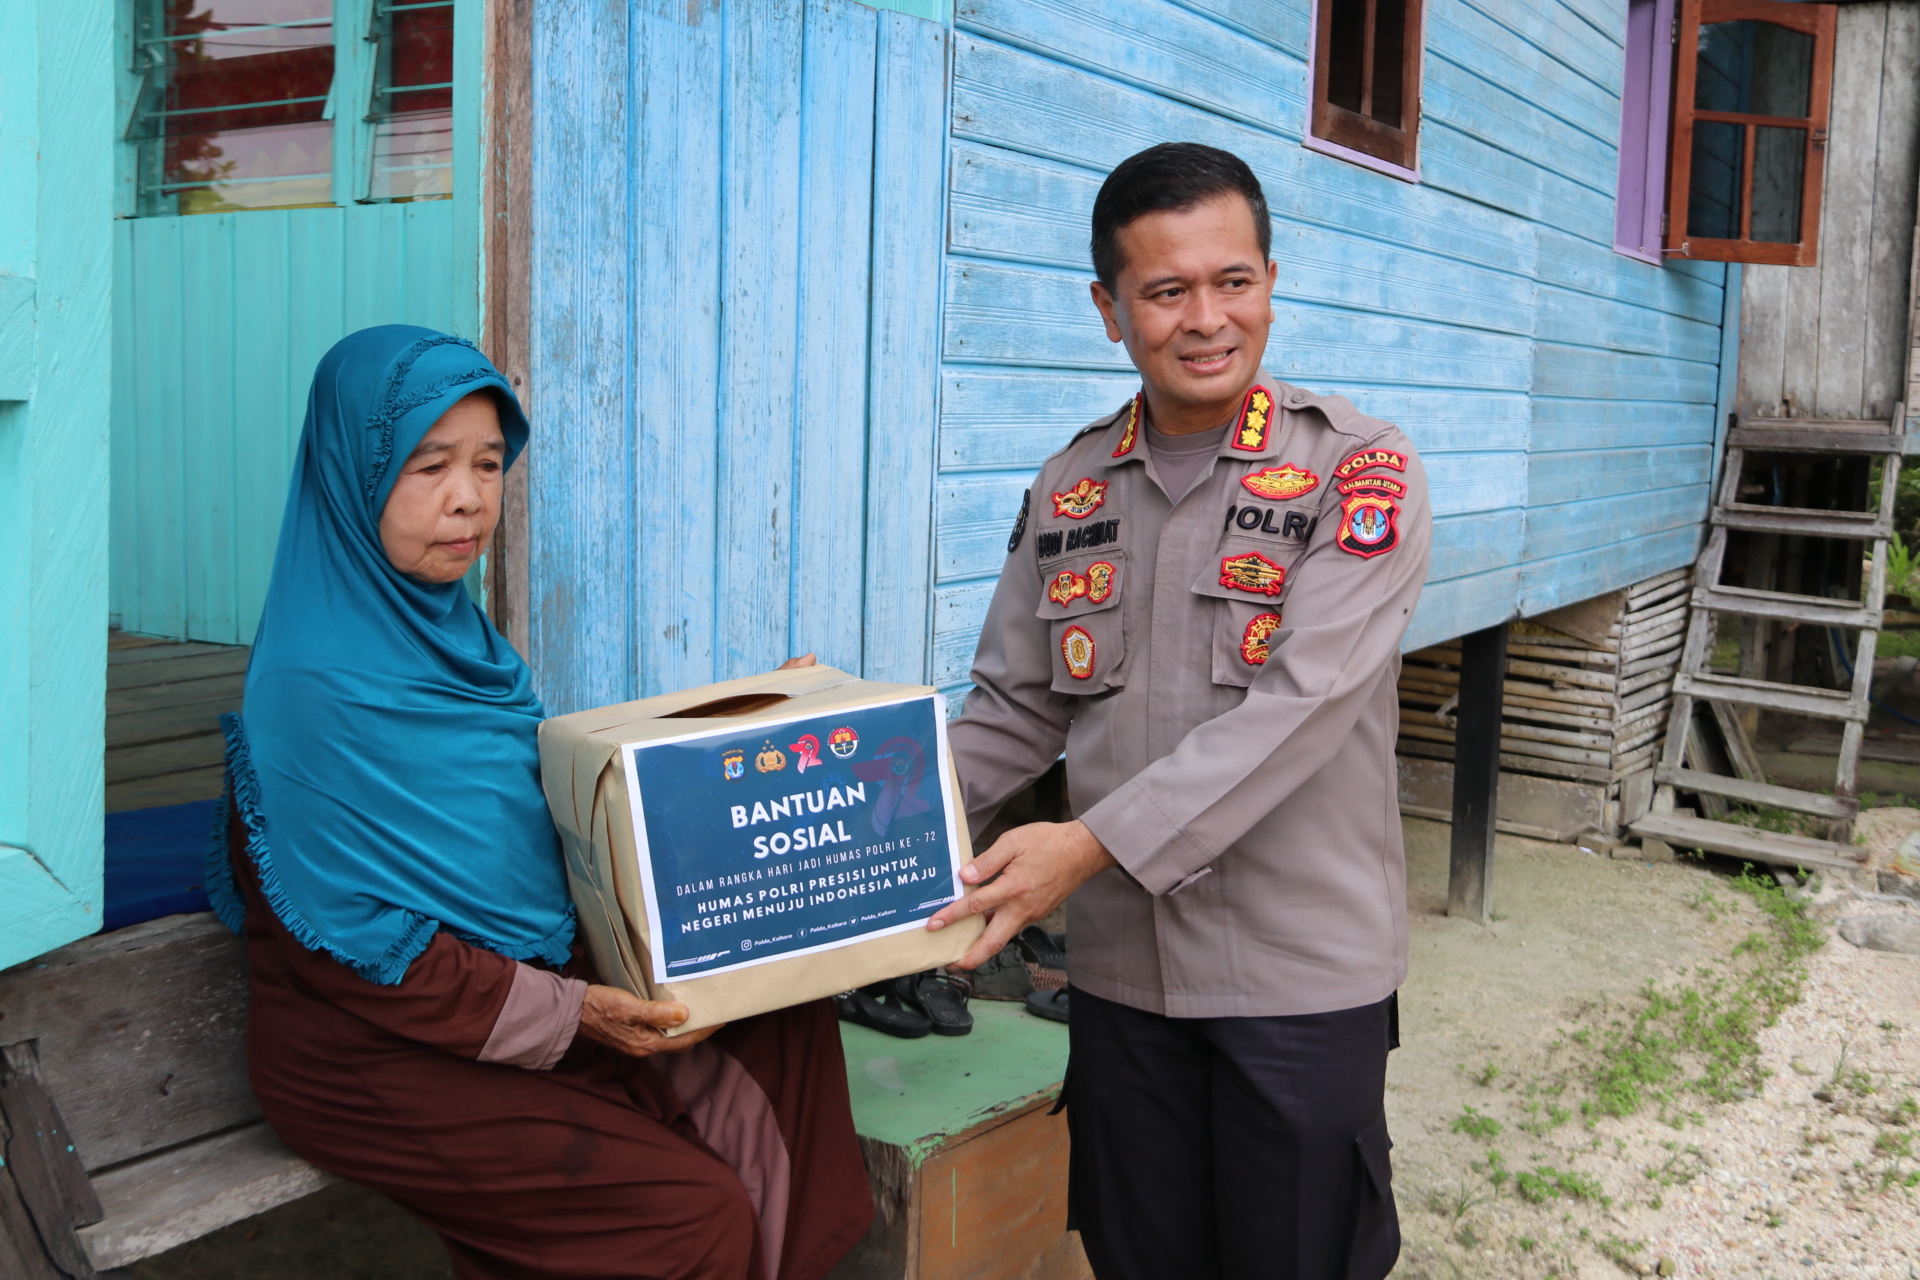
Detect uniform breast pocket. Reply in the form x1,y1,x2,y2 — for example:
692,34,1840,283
1035,550,1127,694
1190,538,1299,688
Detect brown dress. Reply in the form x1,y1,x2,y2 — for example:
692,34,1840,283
229,814,874,1280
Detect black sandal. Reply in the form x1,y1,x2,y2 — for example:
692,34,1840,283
1025,987,1069,1024
959,945,1036,1001
833,983,933,1039
893,971,973,1037
1015,924,1067,971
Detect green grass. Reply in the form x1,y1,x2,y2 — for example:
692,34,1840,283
1451,1104,1502,1139
1513,1165,1610,1206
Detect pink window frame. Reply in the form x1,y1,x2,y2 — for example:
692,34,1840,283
1615,0,1679,264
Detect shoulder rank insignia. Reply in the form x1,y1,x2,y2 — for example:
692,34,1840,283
1112,395,1140,458
1060,625,1096,680
1008,488,1030,554
1240,612,1282,666
1052,477,1108,519
1046,569,1089,608
1337,474,1406,498
1231,385,1275,452
1219,551,1286,596
1242,464,1319,501
1087,561,1115,603
1333,448,1408,481
1336,492,1400,558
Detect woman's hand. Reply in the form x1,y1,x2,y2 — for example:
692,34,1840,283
577,985,723,1058
778,653,818,670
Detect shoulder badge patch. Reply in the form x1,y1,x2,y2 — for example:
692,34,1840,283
1052,477,1108,519
1087,561,1115,603
1007,488,1030,554
1241,464,1319,501
1337,474,1406,498
1231,385,1275,452
1112,395,1140,458
1046,569,1088,608
1336,492,1400,558
1219,551,1287,596
1240,612,1282,666
1333,448,1408,481
1060,625,1096,680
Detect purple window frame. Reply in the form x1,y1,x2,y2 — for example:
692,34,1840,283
1615,0,1678,264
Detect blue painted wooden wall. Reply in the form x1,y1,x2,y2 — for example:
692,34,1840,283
109,204,459,643
928,0,1735,700
1,0,114,968
528,0,947,715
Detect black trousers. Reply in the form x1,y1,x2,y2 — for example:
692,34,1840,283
1063,988,1399,1280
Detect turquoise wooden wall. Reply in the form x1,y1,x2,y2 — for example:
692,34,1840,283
528,0,947,715
110,204,459,643
1,0,114,968
928,0,1735,699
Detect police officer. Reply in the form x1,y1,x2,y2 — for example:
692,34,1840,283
926,143,1430,1279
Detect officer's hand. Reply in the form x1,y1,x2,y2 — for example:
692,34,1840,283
777,653,817,669
928,819,1116,970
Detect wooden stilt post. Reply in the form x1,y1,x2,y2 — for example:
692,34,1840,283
1448,622,1506,924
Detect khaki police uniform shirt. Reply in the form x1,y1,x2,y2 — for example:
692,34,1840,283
947,375,1432,1019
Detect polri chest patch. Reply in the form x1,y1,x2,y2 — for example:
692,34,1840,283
1219,552,1286,596
1052,478,1108,519
1241,464,1318,501
1240,612,1282,665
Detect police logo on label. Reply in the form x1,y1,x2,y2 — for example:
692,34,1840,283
828,726,859,758
1218,552,1287,596
722,749,745,781
1087,561,1115,603
1333,448,1408,481
1047,570,1088,608
1241,464,1319,501
1231,386,1275,452
1240,612,1282,666
754,742,787,773
1052,478,1108,519
1336,475,1406,498
1336,493,1399,558
1061,626,1096,680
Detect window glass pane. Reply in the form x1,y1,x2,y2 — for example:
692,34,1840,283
369,0,454,202
1326,0,1366,114
1687,119,1744,240
1695,20,1812,118
1751,125,1806,243
1368,0,1405,129
132,0,334,215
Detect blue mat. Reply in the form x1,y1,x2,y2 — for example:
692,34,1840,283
104,799,218,932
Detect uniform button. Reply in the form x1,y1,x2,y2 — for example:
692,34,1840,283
1288,391,1308,405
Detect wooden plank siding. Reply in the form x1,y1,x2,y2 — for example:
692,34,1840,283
929,0,1734,707
109,204,460,644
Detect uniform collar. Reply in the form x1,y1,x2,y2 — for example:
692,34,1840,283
1102,371,1301,465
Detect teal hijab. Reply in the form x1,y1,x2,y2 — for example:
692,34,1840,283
207,325,574,984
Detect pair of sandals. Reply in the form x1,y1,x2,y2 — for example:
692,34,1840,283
834,971,974,1038
951,927,1069,1024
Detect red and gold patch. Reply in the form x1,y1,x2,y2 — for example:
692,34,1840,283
1051,477,1108,519
1241,463,1319,501
1112,395,1140,458
1046,570,1088,607
1240,612,1282,666
1087,561,1115,603
1231,385,1275,452
1333,448,1408,481
1060,625,1096,680
1335,492,1400,559
1337,474,1406,498
1218,551,1287,597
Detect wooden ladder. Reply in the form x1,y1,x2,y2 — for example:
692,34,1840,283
1630,408,1907,873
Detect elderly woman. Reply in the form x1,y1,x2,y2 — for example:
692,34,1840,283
206,326,873,1279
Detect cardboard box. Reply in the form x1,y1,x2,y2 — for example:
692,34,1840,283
539,665,984,1033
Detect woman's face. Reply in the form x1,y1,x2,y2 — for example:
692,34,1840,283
379,392,505,583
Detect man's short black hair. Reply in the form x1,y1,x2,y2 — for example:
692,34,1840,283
1090,143,1270,291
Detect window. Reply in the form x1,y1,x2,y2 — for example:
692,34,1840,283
1666,0,1835,265
1614,0,1678,263
368,0,454,201
1307,0,1425,178
128,0,336,215
126,0,457,216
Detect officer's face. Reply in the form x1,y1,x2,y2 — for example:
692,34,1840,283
1090,194,1277,427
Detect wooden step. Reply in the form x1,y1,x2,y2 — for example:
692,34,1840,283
1672,671,1868,722
1713,506,1889,539
1692,584,1878,630
1729,423,1903,454
1654,764,1857,819
1627,811,1862,872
